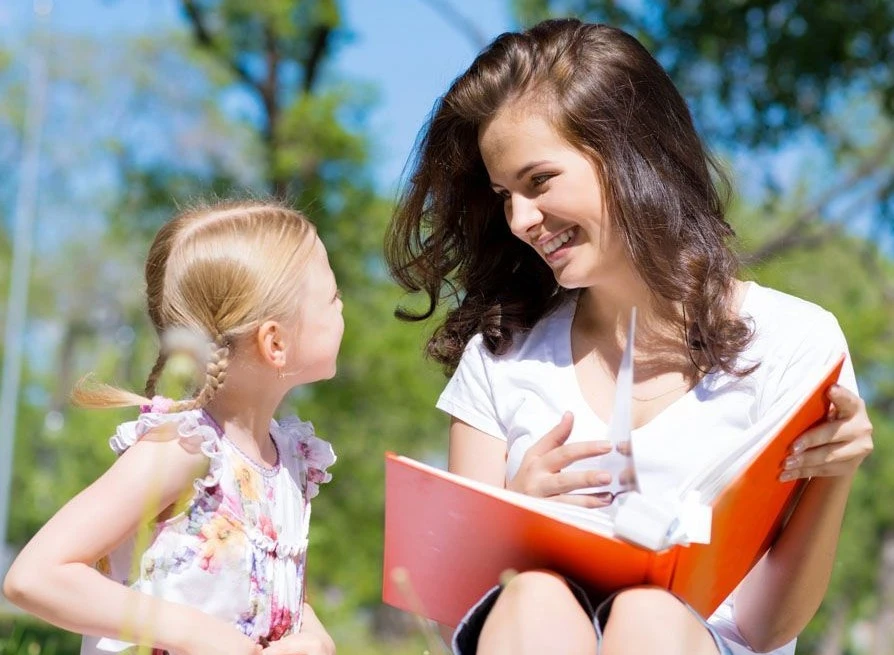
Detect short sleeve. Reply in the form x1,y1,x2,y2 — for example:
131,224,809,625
109,409,224,502
273,416,336,499
436,334,506,440
757,309,858,418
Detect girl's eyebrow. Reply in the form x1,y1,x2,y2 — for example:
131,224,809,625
515,160,552,180
489,160,555,187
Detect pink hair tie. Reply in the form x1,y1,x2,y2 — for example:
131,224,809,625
140,395,175,414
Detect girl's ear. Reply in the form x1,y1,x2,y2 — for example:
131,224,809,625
256,320,287,369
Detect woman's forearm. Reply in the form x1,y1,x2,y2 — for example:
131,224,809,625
733,475,854,651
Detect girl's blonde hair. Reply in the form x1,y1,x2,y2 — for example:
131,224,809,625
73,199,318,412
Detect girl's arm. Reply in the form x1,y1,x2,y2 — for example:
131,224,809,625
733,386,873,652
2,428,260,655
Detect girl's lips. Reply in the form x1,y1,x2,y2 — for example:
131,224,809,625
542,227,578,263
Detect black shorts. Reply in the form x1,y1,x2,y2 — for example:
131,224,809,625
451,579,734,655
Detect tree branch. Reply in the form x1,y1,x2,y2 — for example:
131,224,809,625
743,171,894,265
180,0,258,92
304,24,332,93
743,135,894,264
418,0,489,50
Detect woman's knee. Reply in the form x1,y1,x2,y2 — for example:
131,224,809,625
496,570,579,609
611,587,690,618
604,588,718,652
479,571,596,654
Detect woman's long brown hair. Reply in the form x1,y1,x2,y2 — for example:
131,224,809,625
386,19,752,375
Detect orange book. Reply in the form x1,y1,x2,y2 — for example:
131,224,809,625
382,354,845,627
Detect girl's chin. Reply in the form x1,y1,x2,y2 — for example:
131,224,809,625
551,260,590,290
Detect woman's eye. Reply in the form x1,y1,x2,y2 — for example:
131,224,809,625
531,174,553,187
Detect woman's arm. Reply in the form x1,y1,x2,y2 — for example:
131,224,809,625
2,430,259,655
733,385,873,651
437,418,508,646
448,417,509,485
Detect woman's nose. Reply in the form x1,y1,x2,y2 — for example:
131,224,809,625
506,194,543,238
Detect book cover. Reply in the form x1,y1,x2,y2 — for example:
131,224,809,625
382,354,845,627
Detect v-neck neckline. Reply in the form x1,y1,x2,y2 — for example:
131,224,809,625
558,282,756,433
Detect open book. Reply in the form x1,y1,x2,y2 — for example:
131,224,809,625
382,317,846,626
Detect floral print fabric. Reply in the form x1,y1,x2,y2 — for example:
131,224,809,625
82,410,335,655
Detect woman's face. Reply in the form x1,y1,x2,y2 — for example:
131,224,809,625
478,107,629,290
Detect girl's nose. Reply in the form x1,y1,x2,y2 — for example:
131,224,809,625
506,194,543,238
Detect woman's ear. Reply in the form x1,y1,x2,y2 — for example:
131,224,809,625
256,320,287,370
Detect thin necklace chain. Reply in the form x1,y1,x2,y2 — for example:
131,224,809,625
586,344,694,403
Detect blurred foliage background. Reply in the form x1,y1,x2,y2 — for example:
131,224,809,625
1,1,892,654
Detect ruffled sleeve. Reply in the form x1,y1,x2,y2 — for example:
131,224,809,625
273,416,336,499
109,409,224,498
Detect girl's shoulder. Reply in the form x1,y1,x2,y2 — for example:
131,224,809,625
109,408,225,500
270,416,336,499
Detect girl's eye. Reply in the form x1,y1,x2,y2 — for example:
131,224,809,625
531,174,553,187
493,188,510,199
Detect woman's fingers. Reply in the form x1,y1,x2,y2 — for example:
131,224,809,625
528,412,575,457
543,439,612,470
539,469,612,496
554,492,614,508
827,384,864,419
782,441,873,479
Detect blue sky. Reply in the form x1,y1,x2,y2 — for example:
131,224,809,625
1,0,886,253
1,0,514,191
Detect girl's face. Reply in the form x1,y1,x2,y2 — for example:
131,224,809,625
287,237,344,384
478,107,630,290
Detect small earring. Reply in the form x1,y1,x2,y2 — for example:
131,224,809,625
277,367,285,380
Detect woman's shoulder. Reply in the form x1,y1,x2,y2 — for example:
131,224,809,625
460,295,576,367
743,282,844,343
271,416,336,499
740,282,849,374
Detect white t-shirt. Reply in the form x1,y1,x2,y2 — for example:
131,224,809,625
436,281,857,655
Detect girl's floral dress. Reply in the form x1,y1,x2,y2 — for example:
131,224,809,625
81,409,336,655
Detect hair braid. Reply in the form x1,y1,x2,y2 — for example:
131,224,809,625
170,332,230,412
144,352,169,398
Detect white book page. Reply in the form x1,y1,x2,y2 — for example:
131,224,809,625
565,308,638,498
677,355,838,502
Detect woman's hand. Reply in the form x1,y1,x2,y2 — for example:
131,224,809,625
781,385,873,482
506,412,615,507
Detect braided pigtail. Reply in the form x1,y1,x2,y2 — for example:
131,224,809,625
170,332,230,412
144,352,169,398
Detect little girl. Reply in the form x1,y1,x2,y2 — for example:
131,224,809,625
3,200,343,655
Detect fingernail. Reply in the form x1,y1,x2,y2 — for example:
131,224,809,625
596,473,612,485
784,456,799,469
792,441,805,453
780,472,795,482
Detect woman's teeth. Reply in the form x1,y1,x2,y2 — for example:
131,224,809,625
543,229,574,255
